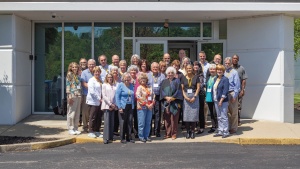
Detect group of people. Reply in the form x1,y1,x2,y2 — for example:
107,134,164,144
65,50,247,144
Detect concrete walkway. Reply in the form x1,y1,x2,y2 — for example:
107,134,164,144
1,110,300,152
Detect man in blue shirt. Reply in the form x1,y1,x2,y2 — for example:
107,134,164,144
148,62,165,137
224,57,240,134
81,59,96,132
98,55,111,83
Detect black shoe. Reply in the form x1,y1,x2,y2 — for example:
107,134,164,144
191,132,195,139
186,131,190,139
156,133,161,137
146,137,152,142
121,139,127,144
197,129,204,134
140,138,146,143
103,139,108,144
208,128,215,133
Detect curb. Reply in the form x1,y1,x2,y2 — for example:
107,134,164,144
210,138,300,145
75,137,103,144
0,137,76,153
2,137,300,152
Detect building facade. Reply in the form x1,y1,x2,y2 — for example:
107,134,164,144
0,1,297,124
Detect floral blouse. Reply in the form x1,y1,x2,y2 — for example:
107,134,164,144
136,85,155,110
66,73,81,97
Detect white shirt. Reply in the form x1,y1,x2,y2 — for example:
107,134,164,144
101,83,117,110
86,77,102,106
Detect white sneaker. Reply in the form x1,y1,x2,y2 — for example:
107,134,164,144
95,132,103,138
74,130,81,135
69,130,76,135
88,133,97,138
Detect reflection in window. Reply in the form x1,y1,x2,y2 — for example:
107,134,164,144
35,23,62,112
203,22,212,37
124,39,133,65
201,43,223,62
94,23,121,64
124,22,133,37
139,44,164,63
64,23,92,71
135,22,200,37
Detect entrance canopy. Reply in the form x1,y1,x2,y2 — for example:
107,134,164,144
1,2,300,21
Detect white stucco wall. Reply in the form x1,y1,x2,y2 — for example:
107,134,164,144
227,15,294,123
295,58,300,93
0,15,31,125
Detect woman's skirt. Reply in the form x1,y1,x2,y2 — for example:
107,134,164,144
183,92,199,122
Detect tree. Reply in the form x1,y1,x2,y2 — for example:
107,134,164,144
295,18,300,60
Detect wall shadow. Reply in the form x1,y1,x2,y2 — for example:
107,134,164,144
0,115,67,138
0,72,13,124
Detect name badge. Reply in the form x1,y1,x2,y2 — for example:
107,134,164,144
153,83,159,88
148,96,152,101
127,96,132,102
187,89,193,94
207,88,212,92
77,85,81,89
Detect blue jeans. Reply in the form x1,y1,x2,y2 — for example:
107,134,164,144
214,101,229,136
137,108,152,139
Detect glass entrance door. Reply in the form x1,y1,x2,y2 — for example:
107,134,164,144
135,40,168,62
197,41,226,62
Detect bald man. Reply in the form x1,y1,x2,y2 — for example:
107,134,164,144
111,55,120,67
163,53,171,66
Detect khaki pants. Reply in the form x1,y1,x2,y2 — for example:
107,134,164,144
67,96,81,131
81,95,90,132
228,92,239,132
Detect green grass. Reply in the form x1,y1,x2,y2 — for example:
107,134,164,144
295,94,300,105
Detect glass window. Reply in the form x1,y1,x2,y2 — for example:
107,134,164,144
203,22,212,37
124,22,133,37
64,23,92,71
169,23,200,37
135,23,168,37
139,44,164,62
135,22,200,37
201,43,223,62
124,39,133,65
34,23,62,112
94,23,121,64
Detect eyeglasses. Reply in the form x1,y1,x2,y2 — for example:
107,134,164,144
80,62,86,64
